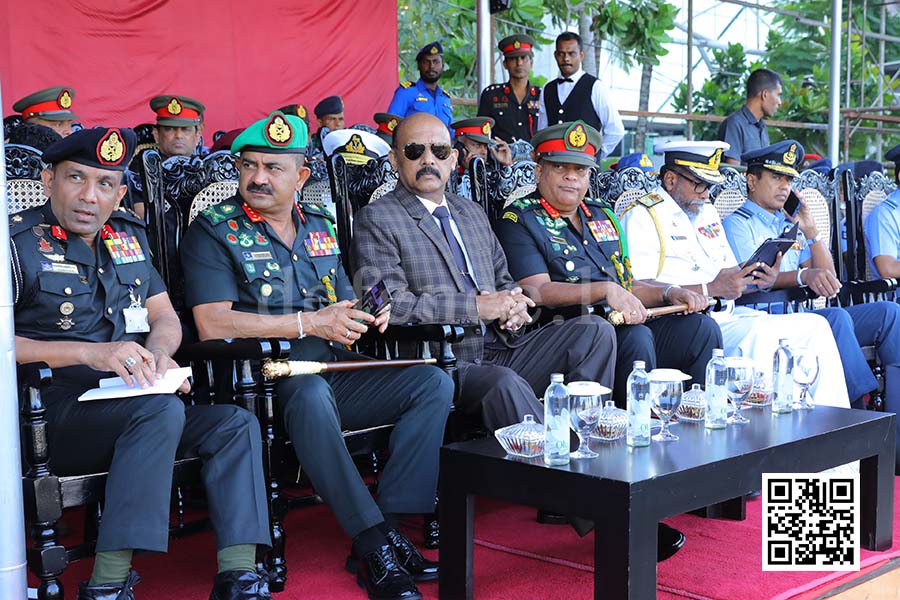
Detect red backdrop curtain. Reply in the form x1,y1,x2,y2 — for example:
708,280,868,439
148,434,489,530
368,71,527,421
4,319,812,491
0,0,399,135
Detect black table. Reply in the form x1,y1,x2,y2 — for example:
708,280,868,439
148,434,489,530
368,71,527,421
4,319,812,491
438,407,896,600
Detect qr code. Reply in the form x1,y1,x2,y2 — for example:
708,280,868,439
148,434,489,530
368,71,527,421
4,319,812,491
762,473,860,571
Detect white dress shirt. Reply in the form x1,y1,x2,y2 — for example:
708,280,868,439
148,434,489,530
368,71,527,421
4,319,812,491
536,68,625,158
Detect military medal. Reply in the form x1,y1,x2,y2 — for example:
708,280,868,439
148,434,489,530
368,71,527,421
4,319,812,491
260,283,273,297
59,301,74,315
57,316,74,331
102,226,146,264
38,238,54,253
303,231,340,257
238,232,254,248
123,286,150,333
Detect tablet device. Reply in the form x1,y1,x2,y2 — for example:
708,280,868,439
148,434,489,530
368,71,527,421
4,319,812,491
741,224,799,268
355,280,392,316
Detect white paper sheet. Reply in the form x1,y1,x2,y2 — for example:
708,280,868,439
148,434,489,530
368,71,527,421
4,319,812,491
78,367,193,401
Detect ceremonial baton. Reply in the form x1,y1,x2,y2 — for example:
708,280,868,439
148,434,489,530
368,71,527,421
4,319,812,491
262,357,437,379
607,298,720,327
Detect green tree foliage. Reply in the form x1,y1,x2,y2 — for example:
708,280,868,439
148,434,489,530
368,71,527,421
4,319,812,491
674,0,900,159
397,0,548,117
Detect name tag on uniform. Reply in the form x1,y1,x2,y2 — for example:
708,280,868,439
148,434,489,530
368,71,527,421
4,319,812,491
415,95,429,103
41,261,79,274
243,251,274,261
587,220,618,242
104,233,146,264
304,232,340,257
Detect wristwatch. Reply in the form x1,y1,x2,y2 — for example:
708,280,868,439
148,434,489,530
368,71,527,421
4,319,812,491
807,236,818,245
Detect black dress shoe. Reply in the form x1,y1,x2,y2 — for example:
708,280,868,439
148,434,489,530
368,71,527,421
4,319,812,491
657,523,686,562
347,530,438,582
385,528,439,581
77,570,140,600
356,544,422,600
209,569,272,600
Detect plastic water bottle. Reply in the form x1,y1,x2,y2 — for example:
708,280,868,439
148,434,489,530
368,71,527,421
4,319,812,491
773,339,794,414
626,361,651,447
705,348,728,429
543,373,570,466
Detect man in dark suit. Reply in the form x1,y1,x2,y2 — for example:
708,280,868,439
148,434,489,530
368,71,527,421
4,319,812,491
353,112,616,430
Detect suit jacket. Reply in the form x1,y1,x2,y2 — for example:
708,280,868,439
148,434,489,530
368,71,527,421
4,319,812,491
352,182,516,363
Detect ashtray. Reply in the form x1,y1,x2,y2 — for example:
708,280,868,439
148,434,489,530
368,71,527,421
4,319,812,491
495,414,544,458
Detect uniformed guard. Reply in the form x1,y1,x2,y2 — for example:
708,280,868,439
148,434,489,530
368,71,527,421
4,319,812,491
12,127,272,599
373,112,402,145
180,111,451,600
619,140,852,409
387,41,453,128
477,33,541,143
308,95,345,157
450,116,512,172
723,140,900,409
12,85,79,137
864,143,900,279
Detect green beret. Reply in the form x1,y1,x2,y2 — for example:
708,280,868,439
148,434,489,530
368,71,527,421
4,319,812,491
531,121,602,167
231,111,308,155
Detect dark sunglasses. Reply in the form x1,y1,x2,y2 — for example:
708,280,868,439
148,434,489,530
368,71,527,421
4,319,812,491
403,142,452,161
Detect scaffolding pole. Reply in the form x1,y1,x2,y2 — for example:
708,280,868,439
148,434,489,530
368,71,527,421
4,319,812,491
476,0,491,99
829,0,843,163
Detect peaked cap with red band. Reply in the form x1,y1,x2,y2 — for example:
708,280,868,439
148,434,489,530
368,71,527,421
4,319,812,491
451,117,495,145
531,120,602,167
149,94,205,126
498,34,535,58
13,86,80,121
42,126,136,172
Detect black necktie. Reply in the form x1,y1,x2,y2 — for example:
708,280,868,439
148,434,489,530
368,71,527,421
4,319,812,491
433,206,476,292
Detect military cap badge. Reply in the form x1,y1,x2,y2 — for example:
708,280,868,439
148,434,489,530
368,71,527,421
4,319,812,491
708,148,723,169
167,97,183,116
783,143,797,166
58,89,73,110
430,45,439,54
482,121,492,136
514,40,521,49
265,113,293,147
387,117,398,132
346,134,366,154
297,105,307,119
97,129,126,165
565,122,588,152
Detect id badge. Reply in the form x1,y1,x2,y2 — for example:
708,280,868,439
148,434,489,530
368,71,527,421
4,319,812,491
124,306,150,333
123,285,150,333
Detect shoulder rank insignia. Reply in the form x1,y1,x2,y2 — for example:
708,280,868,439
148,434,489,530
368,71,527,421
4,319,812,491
637,192,664,208
400,81,414,89
502,211,518,223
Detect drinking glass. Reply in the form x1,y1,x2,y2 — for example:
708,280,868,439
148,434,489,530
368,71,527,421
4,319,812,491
567,381,607,458
792,348,820,410
725,357,753,424
649,373,685,442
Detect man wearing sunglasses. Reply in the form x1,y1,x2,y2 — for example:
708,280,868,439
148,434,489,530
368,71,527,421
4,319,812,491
620,141,852,409
182,111,452,600
353,112,616,431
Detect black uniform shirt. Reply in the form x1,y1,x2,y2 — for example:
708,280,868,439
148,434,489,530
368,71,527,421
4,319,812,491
494,196,630,289
477,81,541,143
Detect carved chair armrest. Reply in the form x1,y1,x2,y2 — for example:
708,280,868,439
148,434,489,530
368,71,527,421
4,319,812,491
17,362,53,390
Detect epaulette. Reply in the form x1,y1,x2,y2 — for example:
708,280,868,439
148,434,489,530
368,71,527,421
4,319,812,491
584,197,612,210
302,202,336,222
730,206,753,220
509,197,541,212
109,205,146,227
8,207,43,235
636,192,664,208
399,81,414,89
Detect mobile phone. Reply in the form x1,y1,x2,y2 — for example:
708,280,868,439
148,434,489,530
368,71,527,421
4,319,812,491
783,190,801,218
354,280,392,316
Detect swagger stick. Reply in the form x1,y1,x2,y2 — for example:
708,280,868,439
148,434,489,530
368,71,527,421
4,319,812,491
607,298,718,327
262,357,437,379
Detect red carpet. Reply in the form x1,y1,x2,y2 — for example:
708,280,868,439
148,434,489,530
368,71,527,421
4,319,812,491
29,479,900,599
